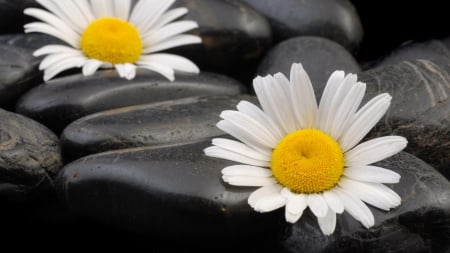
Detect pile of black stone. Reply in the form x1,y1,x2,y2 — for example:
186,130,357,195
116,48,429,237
0,0,449,252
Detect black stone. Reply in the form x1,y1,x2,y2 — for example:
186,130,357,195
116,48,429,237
170,0,272,83
359,60,450,176
56,140,285,245
0,0,38,34
372,39,450,69
16,71,246,134
281,152,450,253
61,95,257,161
0,108,62,202
240,0,363,52
0,34,60,109
256,36,361,97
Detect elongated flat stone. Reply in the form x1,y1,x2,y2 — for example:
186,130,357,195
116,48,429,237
56,140,285,244
61,95,257,161
16,71,246,133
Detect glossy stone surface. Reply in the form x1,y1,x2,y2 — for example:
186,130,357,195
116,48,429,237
281,152,450,253
171,0,272,83
16,71,246,133
257,36,360,97
360,60,450,175
240,0,363,52
56,140,285,244
61,95,257,160
0,109,62,202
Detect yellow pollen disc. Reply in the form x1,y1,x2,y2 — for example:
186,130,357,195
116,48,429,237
271,129,344,194
80,17,142,64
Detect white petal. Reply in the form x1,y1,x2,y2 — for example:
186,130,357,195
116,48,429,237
73,0,95,22
248,184,285,212
24,22,79,48
137,61,175,81
43,56,87,81
320,73,357,135
323,189,344,214
82,59,104,76
335,187,374,228
339,178,401,210
143,34,201,54
113,0,131,20
317,208,336,235
143,21,199,46
216,120,273,156
90,0,114,18
33,44,80,56
130,0,174,33
307,193,328,218
344,165,401,183
345,136,408,166
115,63,136,80
282,189,308,223
329,81,366,139
52,0,89,31
138,53,199,73
203,146,270,167
149,7,189,31
34,0,83,33
222,175,277,187
236,101,284,141
318,70,345,130
211,138,270,162
289,63,319,129
339,93,392,151
39,51,84,70
24,8,81,41
222,165,272,177
220,110,278,147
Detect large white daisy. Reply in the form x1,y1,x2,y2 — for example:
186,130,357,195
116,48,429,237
204,63,407,235
24,0,202,81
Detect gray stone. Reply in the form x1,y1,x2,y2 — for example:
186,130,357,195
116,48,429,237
16,71,246,133
360,60,450,176
56,140,285,244
240,0,363,52
257,36,361,97
281,152,450,253
61,95,257,161
0,108,62,202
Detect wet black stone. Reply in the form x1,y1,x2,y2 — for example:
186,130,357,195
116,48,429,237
16,70,246,134
61,95,257,161
257,36,361,97
170,0,272,83
56,140,285,245
372,39,450,69
359,60,450,176
281,152,450,253
0,0,38,34
240,0,363,53
0,34,59,109
0,108,62,202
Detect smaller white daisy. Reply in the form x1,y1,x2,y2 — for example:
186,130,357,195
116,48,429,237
24,0,202,81
204,63,407,235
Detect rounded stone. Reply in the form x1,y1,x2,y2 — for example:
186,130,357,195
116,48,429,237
257,36,361,98
240,0,363,52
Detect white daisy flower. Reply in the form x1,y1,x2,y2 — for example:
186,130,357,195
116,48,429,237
24,0,202,81
204,63,408,235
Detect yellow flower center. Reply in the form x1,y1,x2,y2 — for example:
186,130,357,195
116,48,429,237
271,129,344,193
80,17,142,64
